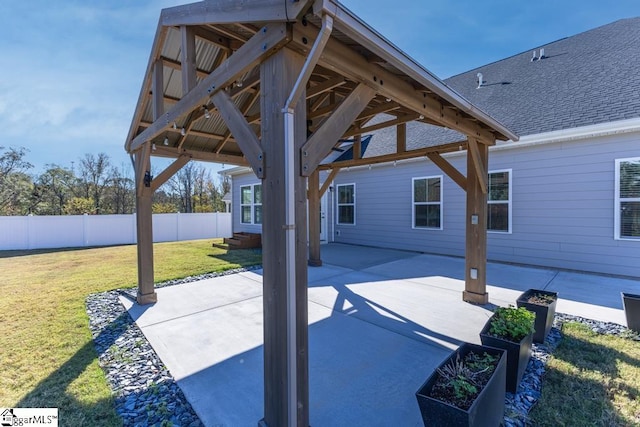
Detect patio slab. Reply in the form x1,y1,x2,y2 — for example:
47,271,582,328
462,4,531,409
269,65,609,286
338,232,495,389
121,243,636,426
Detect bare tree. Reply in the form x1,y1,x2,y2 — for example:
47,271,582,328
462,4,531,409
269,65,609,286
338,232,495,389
77,153,112,213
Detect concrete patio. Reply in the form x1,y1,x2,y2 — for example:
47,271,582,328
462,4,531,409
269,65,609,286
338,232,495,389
120,243,638,426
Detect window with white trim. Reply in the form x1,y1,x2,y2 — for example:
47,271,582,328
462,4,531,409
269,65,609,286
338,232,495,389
412,176,442,229
615,157,640,240
488,169,512,233
240,184,262,225
337,183,355,225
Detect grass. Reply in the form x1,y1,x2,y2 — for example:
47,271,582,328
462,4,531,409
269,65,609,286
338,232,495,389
0,239,261,426
530,322,640,426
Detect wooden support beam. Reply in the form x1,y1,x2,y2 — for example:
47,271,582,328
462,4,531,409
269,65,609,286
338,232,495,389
426,152,467,190
129,22,290,153
397,123,406,153
309,91,330,112
151,146,248,165
291,24,498,144
181,25,197,96
191,26,232,53
161,0,314,26
467,137,488,194
215,89,260,154
318,140,467,170
308,169,322,267
139,121,239,143
212,90,264,178
463,140,489,304
301,83,376,176
319,168,339,198
353,135,362,160
260,47,309,427
134,146,156,305
152,59,164,121
150,155,190,192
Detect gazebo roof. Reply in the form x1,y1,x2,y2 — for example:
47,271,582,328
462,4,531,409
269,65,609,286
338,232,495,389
124,0,516,170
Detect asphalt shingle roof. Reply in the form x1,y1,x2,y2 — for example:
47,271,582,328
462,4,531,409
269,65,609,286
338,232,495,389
362,18,640,158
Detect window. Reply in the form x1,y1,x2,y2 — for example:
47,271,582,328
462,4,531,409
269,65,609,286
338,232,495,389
412,176,442,229
240,184,262,225
615,158,640,240
337,183,355,225
488,170,512,233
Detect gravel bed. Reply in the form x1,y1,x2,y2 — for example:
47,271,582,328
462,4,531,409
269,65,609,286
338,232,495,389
86,266,260,427
87,271,636,426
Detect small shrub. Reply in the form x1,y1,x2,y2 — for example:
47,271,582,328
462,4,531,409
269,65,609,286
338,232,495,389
527,292,556,305
489,305,535,342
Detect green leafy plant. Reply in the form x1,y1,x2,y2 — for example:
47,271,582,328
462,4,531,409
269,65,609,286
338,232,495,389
489,305,535,342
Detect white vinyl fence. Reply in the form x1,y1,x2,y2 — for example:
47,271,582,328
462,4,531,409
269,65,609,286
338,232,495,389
0,213,232,250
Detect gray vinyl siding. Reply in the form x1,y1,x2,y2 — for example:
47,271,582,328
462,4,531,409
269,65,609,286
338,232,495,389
231,173,262,234
332,131,640,278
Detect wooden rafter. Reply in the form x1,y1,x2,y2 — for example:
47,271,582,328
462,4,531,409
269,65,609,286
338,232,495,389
292,24,498,144
152,146,247,165
344,112,420,139
181,25,197,95
301,83,376,176
129,22,290,152
397,123,406,153
319,140,467,170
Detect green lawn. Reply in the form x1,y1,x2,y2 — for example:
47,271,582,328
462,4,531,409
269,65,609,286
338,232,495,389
0,239,261,426
530,322,640,426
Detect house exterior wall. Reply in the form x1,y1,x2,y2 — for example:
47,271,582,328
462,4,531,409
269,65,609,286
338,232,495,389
228,132,639,277
231,173,263,234
331,131,639,277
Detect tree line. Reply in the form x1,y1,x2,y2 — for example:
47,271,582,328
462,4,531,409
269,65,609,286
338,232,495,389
0,147,230,216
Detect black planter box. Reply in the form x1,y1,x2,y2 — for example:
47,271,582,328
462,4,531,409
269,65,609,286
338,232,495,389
480,315,532,393
415,342,506,427
516,289,558,343
622,292,640,333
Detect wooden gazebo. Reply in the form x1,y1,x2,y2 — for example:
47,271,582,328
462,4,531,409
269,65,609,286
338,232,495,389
125,0,517,425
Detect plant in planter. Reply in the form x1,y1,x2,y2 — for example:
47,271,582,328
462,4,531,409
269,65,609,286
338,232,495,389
516,289,558,343
622,292,640,333
416,342,506,427
480,306,534,393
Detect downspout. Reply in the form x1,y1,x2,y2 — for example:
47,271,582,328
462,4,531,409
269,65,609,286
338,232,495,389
281,13,333,427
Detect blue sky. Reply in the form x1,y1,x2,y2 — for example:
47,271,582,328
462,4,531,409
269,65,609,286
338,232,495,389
1,0,637,175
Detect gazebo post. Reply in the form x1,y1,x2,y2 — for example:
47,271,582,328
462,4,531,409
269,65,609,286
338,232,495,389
308,169,322,266
134,143,157,305
260,47,309,427
463,138,490,304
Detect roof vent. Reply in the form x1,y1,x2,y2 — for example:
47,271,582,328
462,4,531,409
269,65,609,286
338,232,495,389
476,72,483,89
539,48,545,59
531,50,537,62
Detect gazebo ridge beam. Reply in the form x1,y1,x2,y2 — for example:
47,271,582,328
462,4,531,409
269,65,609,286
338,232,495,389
160,0,314,26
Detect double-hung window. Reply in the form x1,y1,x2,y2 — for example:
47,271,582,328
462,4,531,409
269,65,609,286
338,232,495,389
337,183,355,225
412,176,442,229
240,184,262,225
615,157,640,240
488,169,512,233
